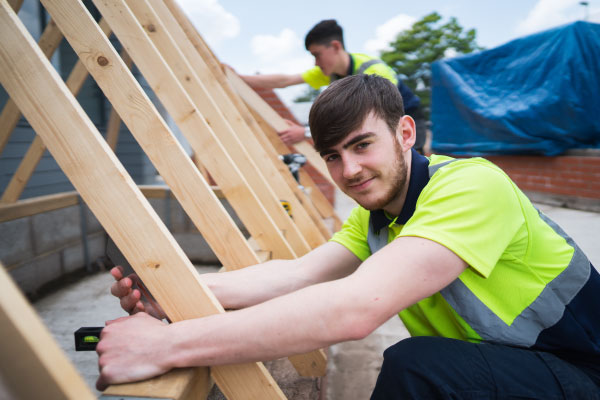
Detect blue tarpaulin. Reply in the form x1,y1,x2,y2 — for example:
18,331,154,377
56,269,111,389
431,21,600,156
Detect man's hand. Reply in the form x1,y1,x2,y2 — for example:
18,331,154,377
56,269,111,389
110,266,166,320
279,119,306,145
96,313,172,390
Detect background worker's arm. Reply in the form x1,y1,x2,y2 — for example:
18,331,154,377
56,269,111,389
240,72,305,89
97,236,467,389
279,119,307,145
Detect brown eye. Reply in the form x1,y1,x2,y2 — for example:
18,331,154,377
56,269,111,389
325,154,339,162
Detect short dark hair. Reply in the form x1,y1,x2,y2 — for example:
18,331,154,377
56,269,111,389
309,75,405,153
305,19,345,50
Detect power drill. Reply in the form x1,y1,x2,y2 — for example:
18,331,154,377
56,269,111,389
279,153,307,183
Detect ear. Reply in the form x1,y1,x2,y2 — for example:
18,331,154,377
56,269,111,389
397,115,416,152
330,40,343,52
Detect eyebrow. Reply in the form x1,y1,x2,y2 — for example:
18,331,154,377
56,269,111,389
319,133,375,157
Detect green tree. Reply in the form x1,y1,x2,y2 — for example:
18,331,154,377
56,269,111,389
381,12,483,119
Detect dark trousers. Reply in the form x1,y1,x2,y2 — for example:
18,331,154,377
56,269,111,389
371,337,600,399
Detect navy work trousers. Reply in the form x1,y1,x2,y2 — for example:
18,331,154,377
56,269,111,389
371,337,600,399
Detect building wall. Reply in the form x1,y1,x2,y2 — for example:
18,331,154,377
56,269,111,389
485,153,600,211
0,0,157,202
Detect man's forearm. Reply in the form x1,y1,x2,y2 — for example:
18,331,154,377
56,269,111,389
240,73,304,89
202,243,359,310
165,277,369,369
201,258,312,309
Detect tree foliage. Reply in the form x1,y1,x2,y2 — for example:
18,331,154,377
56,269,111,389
381,12,483,118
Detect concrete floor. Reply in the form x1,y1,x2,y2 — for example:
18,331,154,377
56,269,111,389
2,193,599,399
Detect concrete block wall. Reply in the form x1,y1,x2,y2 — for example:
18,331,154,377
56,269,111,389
1,194,247,299
1,203,107,298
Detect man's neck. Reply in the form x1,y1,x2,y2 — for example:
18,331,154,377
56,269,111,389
382,150,413,217
333,51,351,76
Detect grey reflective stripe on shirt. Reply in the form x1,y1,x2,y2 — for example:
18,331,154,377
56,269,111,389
440,209,591,347
356,59,384,75
367,222,389,254
367,159,457,254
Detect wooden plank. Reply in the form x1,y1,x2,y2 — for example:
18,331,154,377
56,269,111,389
165,5,340,233
161,0,330,222
40,0,260,271
0,96,21,157
150,0,330,243
105,106,121,150
0,191,79,222
0,17,62,156
149,0,327,248
0,263,96,399
105,50,132,151
126,0,316,255
0,186,217,223
103,367,213,399
0,19,102,203
0,3,285,399
84,0,296,262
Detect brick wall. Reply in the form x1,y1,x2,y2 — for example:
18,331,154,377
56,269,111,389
439,153,600,211
485,155,600,200
252,87,300,123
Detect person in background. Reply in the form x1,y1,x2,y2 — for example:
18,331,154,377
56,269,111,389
241,19,427,153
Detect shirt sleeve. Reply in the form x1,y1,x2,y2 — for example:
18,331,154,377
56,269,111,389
330,206,372,261
398,161,526,278
301,66,330,89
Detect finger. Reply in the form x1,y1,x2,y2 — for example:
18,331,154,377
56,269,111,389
120,290,141,314
134,300,146,314
110,266,124,280
110,277,132,298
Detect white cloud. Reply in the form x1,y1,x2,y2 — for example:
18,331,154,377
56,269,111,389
514,0,581,36
177,0,240,46
363,14,416,54
245,28,314,78
251,28,303,62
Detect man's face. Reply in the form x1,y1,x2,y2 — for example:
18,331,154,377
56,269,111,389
308,43,340,76
320,113,410,214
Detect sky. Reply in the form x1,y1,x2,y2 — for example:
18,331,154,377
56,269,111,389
178,0,600,109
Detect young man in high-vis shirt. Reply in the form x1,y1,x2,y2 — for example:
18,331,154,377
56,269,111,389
240,19,427,153
100,75,599,399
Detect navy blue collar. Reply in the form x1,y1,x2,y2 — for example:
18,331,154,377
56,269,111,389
346,53,355,76
331,53,354,81
370,149,430,232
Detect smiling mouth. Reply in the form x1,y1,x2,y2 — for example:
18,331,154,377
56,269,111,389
347,177,374,191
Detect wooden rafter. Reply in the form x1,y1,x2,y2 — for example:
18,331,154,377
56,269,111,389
0,2,285,398
0,263,95,399
152,0,333,240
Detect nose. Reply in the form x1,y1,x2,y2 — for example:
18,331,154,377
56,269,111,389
342,156,361,179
